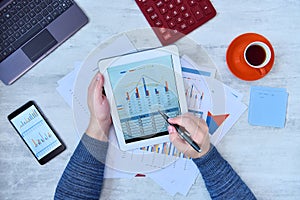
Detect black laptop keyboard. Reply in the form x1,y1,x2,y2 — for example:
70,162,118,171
0,0,74,62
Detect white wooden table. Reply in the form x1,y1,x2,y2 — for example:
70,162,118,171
0,1,299,199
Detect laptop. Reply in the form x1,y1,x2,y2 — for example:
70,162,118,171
0,0,88,85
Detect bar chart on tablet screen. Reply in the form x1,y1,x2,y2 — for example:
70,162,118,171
107,55,180,140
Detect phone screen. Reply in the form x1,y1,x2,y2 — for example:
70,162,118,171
9,103,64,161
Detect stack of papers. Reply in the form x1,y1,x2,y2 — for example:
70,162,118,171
248,86,288,128
56,35,247,196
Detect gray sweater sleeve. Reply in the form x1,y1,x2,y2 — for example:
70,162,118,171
54,133,108,200
193,146,257,200
55,135,256,200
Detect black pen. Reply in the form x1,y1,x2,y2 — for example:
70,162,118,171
158,110,202,153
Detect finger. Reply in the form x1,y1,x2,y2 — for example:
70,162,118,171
88,72,100,97
94,73,104,103
167,125,176,134
168,114,197,131
168,125,184,146
188,117,208,136
169,114,208,136
169,130,189,153
168,124,194,153
170,115,208,146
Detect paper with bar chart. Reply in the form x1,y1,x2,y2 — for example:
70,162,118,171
181,56,247,144
182,66,213,122
10,105,61,159
107,55,181,142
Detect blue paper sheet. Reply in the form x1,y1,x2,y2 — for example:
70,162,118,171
248,86,288,128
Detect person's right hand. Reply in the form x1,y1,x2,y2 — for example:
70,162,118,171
168,113,211,158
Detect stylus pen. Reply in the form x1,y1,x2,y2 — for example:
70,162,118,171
158,110,202,153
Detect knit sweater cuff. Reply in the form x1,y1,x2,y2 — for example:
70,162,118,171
74,133,109,164
192,145,224,174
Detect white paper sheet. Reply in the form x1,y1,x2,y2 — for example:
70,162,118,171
56,62,81,107
148,158,199,196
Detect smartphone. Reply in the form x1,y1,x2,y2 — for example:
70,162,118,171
7,101,66,165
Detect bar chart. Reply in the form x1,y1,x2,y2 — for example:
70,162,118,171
183,76,212,120
11,105,61,159
140,142,189,159
21,119,60,159
107,55,181,141
19,109,39,129
118,74,179,141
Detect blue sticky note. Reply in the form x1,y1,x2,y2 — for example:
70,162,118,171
248,86,288,128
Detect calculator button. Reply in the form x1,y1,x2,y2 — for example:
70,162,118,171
172,10,179,16
187,18,195,25
200,2,212,15
179,5,187,11
180,23,187,30
183,12,191,18
164,14,172,21
175,0,182,5
156,1,164,7
176,17,183,23
188,0,197,6
160,7,168,15
168,20,176,28
171,29,179,35
138,0,148,4
150,13,158,20
155,20,163,27
168,3,175,9
158,27,168,34
192,8,204,20
162,32,172,41
146,7,154,13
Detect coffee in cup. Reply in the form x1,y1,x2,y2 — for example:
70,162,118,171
244,41,271,75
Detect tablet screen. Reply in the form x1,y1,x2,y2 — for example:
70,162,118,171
107,55,181,143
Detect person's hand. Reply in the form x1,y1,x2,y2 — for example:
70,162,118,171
86,73,112,142
168,113,211,158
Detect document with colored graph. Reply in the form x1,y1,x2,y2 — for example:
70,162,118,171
180,55,247,145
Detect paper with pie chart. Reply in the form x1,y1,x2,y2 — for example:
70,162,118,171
181,56,247,145
206,111,229,134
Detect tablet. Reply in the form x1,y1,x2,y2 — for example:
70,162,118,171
99,45,187,151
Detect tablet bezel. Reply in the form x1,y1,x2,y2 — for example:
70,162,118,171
98,45,187,151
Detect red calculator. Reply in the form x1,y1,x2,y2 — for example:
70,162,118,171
136,0,217,45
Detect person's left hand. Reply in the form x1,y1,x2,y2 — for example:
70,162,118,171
86,72,112,141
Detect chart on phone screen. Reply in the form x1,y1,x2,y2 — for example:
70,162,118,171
10,105,61,159
107,55,180,141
